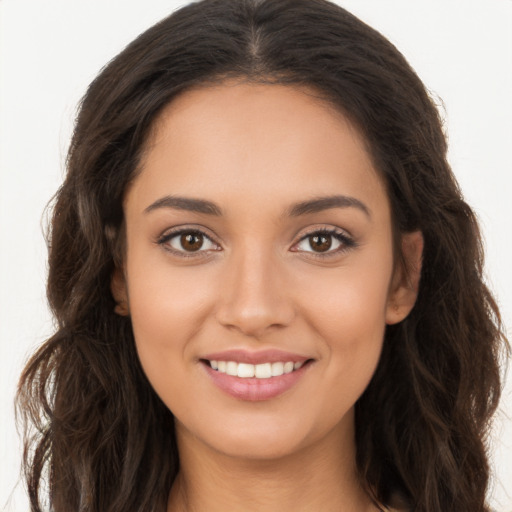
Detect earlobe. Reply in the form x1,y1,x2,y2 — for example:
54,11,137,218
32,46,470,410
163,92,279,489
385,231,424,325
111,267,130,316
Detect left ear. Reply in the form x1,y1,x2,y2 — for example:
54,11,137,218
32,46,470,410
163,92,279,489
385,230,424,325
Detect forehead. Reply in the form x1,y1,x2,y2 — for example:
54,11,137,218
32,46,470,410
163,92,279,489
130,82,389,221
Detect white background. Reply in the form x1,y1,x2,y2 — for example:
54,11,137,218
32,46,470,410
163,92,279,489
1,0,511,510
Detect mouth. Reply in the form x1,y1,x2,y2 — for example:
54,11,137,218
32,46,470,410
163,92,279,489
202,359,310,379
199,351,314,401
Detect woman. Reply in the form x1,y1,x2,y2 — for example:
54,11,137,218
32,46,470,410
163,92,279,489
16,0,509,510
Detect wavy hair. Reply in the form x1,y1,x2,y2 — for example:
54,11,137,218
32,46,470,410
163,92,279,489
16,0,508,510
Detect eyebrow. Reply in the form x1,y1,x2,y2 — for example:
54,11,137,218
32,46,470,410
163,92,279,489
144,194,370,218
286,195,371,218
144,196,223,216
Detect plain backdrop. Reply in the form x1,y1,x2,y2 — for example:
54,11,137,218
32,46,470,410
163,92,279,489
1,0,511,510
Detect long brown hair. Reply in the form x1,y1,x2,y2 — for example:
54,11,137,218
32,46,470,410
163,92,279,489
16,0,508,510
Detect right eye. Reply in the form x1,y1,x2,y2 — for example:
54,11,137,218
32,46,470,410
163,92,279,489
157,229,220,256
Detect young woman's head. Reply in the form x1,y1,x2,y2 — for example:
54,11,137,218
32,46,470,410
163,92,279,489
17,0,507,511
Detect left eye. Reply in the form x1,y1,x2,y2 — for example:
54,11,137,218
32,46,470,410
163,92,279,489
163,230,218,253
294,231,350,254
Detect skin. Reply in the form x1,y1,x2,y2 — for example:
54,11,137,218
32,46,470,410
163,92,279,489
113,82,423,512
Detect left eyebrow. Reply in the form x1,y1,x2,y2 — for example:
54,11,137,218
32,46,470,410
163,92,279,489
285,195,371,218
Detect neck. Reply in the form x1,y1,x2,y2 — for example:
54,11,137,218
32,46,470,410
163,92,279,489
167,415,378,512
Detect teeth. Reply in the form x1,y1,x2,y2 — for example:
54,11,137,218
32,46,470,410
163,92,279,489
209,360,306,378
226,361,238,376
271,362,284,376
237,363,255,378
284,362,294,374
255,363,272,379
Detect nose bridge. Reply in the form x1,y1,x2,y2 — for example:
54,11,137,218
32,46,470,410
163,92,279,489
216,240,294,337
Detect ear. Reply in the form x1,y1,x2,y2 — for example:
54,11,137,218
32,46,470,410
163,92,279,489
111,267,130,316
385,231,423,325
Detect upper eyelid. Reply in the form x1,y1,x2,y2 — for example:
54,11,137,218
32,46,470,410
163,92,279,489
296,225,352,239
157,228,221,259
158,225,219,242
292,228,354,251
156,226,221,255
292,225,355,249
158,224,351,239
157,224,354,251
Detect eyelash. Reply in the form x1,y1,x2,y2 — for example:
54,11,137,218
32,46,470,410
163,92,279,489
292,227,357,258
156,228,220,259
156,226,357,259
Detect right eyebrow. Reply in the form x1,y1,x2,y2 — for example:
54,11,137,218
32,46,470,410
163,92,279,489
144,195,223,216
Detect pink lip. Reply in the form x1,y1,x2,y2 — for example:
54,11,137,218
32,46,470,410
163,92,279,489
201,349,309,365
200,350,313,401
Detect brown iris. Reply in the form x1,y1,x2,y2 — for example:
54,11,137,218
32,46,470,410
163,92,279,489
181,232,203,251
309,234,332,252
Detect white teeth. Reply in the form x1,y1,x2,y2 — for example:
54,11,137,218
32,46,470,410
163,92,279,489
255,363,272,379
283,362,294,374
271,362,284,376
209,360,306,378
237,363,255,378
226,361,238,376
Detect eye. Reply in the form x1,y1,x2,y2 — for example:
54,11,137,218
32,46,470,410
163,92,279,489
157,229,220,256
293,229,356,256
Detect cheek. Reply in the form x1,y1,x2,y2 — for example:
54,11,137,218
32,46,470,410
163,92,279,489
315,281,388,336
300,252,392,338
124,253,220,396
297,253,393,389
127,254,216,340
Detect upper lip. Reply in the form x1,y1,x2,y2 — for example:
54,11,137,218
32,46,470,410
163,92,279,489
200,349,311,365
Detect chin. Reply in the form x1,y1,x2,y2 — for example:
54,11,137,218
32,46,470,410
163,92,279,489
175,405,352,463
208,428,309,461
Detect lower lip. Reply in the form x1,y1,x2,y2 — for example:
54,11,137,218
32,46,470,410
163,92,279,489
202,362,311,401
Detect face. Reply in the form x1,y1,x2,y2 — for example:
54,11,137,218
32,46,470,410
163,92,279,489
114,82,421,461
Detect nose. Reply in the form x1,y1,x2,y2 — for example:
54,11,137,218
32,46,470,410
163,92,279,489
215,246,295,338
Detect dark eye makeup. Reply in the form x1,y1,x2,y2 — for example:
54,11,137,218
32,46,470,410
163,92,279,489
156,228,221,258
292,228,357,258
156,225,357,259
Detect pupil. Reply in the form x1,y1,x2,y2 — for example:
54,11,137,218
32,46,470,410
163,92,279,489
310,234,331,252
181,232,203,251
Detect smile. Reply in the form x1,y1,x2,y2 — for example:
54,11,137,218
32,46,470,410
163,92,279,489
208,360,305,379
200,350,314,401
